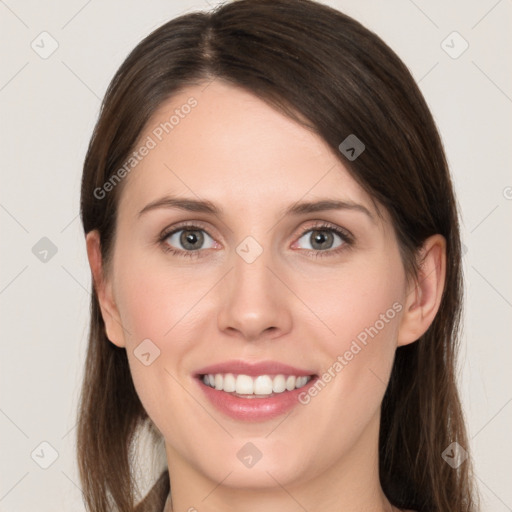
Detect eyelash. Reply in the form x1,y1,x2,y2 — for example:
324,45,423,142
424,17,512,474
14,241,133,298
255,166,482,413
157,221,354,259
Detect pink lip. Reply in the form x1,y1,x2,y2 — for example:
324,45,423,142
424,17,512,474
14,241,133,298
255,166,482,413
194,359,314,377
194,360,318,422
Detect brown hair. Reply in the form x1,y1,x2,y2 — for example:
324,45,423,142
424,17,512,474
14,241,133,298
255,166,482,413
78,0,478,510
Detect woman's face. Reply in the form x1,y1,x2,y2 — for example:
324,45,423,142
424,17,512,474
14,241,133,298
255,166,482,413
97,80,412,489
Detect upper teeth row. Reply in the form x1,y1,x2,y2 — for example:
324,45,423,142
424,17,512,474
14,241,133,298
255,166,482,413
203,373,311,395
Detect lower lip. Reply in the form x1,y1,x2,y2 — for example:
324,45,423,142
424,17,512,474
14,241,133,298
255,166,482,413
196,376,317,422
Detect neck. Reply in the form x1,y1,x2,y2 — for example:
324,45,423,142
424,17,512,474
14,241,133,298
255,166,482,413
163,411,396,512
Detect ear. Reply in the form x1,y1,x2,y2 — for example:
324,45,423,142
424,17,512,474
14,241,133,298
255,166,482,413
397,234,447,347
86,230,126,348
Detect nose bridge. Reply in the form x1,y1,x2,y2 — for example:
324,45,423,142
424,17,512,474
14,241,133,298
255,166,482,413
216,233,292,340
234,235,273,296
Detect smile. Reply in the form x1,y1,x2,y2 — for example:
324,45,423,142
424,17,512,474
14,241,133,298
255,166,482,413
194,360,318,421
201,373,312,397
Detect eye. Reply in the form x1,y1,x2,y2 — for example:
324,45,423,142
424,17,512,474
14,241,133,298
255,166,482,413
158,221,353,259
160,224,217,257
293,223,352,257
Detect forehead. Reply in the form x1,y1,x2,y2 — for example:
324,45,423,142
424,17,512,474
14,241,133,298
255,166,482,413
117,80,378,221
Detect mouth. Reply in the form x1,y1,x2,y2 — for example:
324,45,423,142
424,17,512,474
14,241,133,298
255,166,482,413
194,360,318,421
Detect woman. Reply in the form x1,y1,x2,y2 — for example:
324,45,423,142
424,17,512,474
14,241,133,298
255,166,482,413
77,0,479,510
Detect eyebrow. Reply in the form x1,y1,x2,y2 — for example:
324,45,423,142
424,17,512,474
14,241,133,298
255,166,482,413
137,195,374,221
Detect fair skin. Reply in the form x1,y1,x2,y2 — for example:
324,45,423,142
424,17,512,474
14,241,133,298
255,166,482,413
86,80,445,512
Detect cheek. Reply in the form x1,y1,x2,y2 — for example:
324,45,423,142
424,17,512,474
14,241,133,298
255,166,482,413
295,253,405,412
111,251,220,424
299,253,404,354
114,251,214,344
114,258,202,445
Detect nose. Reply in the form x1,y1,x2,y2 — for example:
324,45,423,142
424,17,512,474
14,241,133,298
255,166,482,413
216,243,293,342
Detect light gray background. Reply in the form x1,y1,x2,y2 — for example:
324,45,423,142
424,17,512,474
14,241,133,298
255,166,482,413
1,0,511,510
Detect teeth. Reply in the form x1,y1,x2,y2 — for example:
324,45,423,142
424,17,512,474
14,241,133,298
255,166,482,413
272,374,286,393
235,374,254,394
201,373,312,395
223,373,236,392
254,375,273,394
296,376,308,388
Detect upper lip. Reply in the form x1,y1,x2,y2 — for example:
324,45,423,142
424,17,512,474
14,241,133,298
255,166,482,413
195,360,316,378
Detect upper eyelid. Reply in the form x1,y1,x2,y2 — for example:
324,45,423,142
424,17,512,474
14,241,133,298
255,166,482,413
160,220,216,241
297,221,351,237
